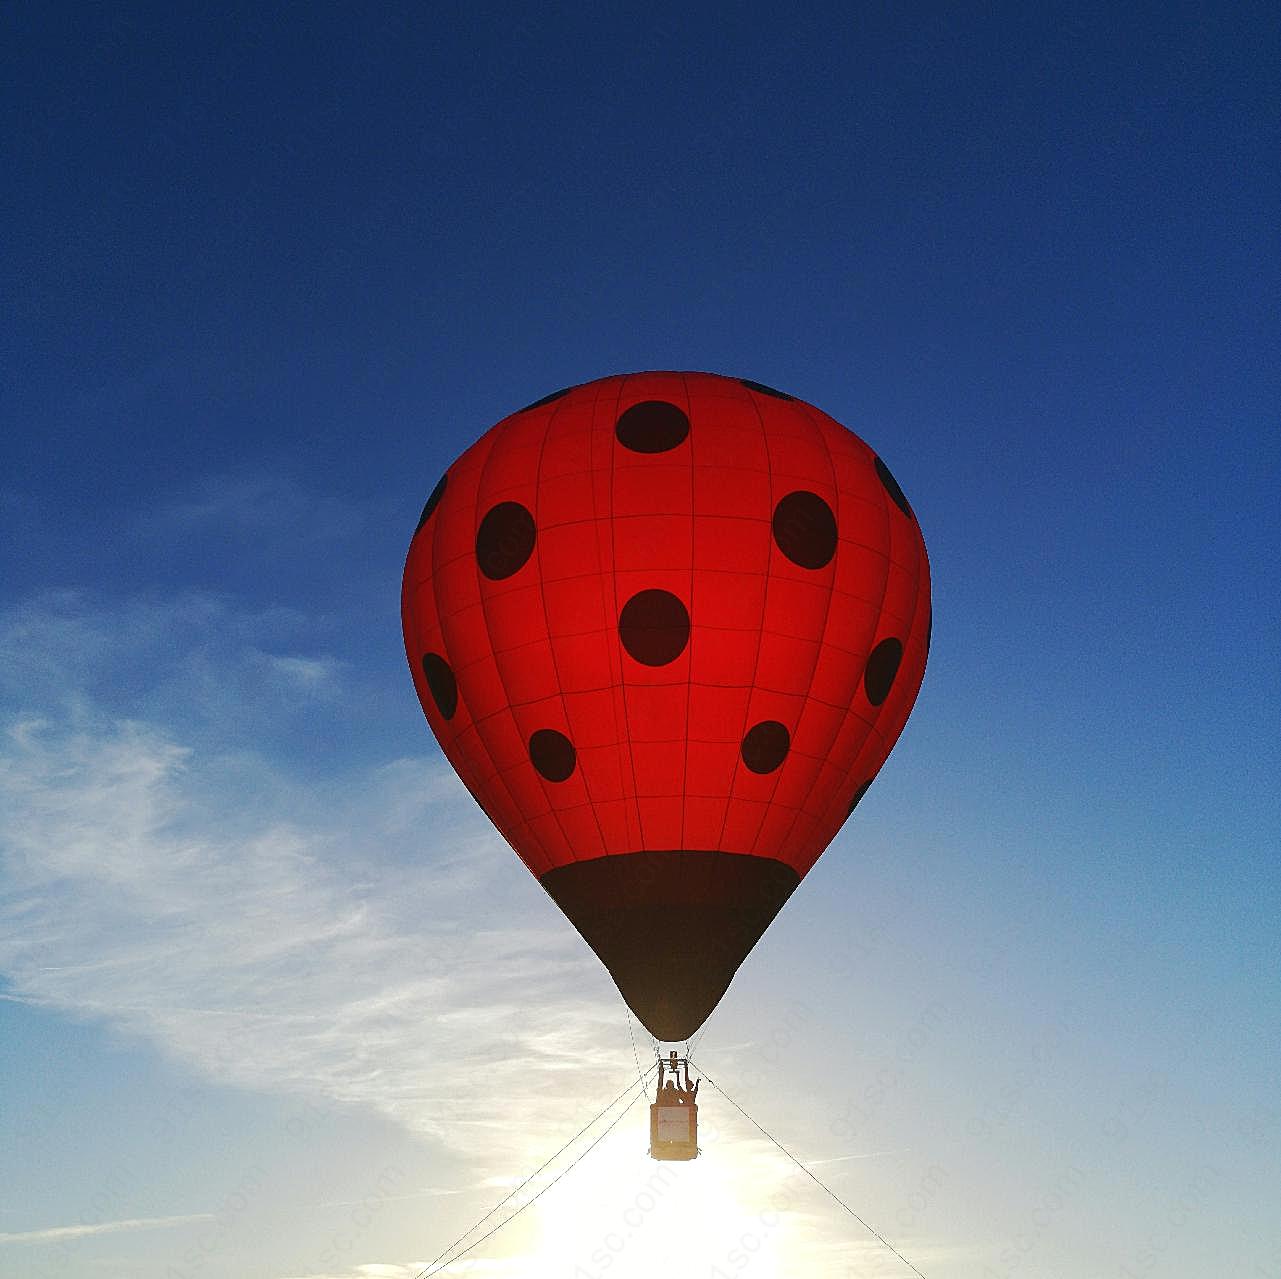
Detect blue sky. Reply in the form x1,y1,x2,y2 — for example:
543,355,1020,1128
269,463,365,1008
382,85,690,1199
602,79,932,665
2,3,1278,1277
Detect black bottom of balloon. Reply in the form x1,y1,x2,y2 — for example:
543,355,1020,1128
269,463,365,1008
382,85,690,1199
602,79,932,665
539,850,800,1042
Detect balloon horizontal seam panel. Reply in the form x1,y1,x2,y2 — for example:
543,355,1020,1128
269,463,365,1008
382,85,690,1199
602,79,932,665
430,551,912,768
451,675,886,711
450,620,901,671
425,546,904,591
446,729,858,762
421,529,901,594
420,597,912,804
438,794,820,816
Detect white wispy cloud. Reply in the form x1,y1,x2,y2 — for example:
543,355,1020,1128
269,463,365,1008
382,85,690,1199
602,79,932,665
804,1149,907,1167
0,709,620,1160
0,595,636,1167
147,474,369,543
0,1213,214,1244
0,589,340,749
0,591,908,1277
272,1266,427,1279
259,653,342,691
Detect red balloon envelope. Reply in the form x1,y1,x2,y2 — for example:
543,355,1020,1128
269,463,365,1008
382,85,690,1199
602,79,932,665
402,372,930,1041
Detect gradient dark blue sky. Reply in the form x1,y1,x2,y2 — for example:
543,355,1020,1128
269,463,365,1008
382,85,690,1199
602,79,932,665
2,5,1278,1277
8,1,1278,781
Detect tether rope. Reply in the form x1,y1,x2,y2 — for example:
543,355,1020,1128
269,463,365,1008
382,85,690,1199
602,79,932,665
413,1065,655,1278
685,1022,710,1073
700,1069,928,1279
623,1003,647,1090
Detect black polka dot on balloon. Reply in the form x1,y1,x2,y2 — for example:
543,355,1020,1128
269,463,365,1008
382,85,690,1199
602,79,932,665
874,455,913,519
618,590,690,666
519,386,572,413
846,779,872,817
420,652,458,720
772,491,838,569
415,472,448,533
529,728,576,782
863,637,903,707
739,378,795,400
615,401,690,453
476,502,536,580
741,720,790,774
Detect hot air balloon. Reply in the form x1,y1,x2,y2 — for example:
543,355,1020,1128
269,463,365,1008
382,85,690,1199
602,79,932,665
401,372,930,1050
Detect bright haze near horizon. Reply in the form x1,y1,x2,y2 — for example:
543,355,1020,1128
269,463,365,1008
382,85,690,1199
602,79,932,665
2,4,1278,1278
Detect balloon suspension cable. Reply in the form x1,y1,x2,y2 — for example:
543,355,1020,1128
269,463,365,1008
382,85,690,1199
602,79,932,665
413,1065,655,1279
685,1022,710,1073
623,1001,648,1090
700,1068,929,1279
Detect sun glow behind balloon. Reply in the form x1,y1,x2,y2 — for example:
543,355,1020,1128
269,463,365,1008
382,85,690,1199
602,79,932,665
523,1109,789,1279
